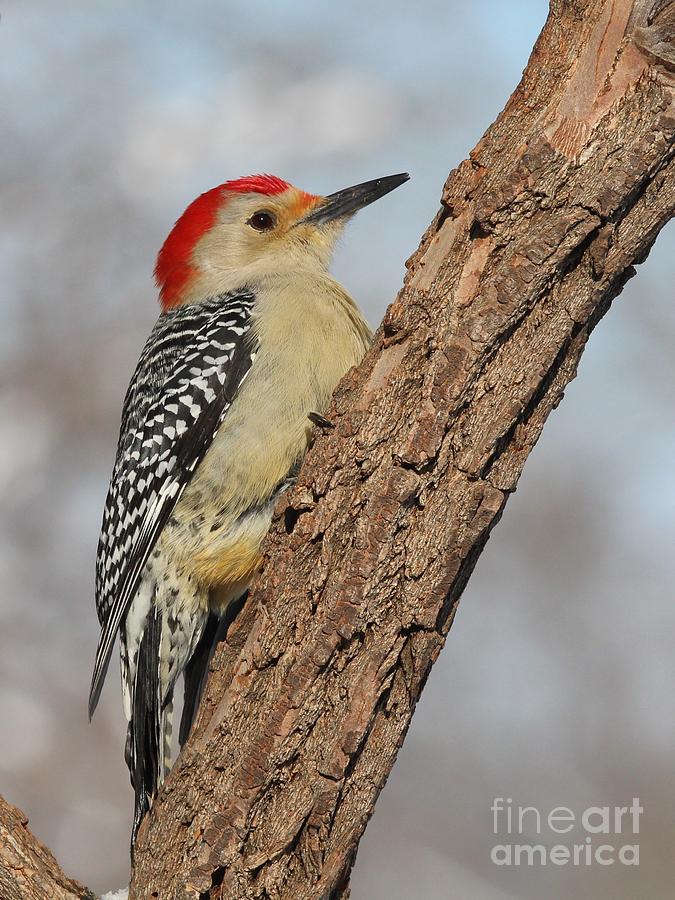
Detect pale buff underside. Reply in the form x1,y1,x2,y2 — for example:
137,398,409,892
156,270,372,612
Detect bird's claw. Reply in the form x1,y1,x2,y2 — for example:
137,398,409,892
308,411,334,429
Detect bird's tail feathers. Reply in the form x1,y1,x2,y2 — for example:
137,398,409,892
128,605,162,853
178,611,220,746
178,591,247,746
161,697,173,776
126,594,211,854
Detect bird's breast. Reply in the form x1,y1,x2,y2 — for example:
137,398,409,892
162,272,371,590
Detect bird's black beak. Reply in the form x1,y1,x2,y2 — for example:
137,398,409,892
301,173,410,225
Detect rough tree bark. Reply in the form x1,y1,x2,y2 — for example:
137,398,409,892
0,795,94,900
127,2,675,897
2,1,674,897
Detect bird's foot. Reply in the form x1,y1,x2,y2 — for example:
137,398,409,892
308,411,334,429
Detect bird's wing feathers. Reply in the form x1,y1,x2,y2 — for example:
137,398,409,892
89,291,257,717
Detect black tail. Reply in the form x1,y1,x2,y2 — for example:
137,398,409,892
127,606,162,855
179,612,220,746
178,592,248,746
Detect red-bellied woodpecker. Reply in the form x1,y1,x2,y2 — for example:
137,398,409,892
89,171,409,847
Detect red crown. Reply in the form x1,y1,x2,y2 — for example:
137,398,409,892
155,175,292,309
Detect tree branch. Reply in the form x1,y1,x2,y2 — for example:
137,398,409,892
117,0,674,896
0,795,94,900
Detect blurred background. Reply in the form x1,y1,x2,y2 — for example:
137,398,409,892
1,1,674,897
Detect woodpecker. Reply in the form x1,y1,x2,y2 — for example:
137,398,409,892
89,171,409,846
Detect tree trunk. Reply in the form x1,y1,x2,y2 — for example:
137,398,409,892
128,1,675,897
3,1,674,898
0,795,94,900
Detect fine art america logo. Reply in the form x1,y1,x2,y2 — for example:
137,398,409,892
491,797,642,867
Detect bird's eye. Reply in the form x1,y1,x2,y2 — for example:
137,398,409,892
248,210,277,232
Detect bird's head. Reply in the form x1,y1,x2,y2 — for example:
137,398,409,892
155,172,409,310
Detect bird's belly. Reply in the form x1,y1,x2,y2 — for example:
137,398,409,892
191,503,272,588
155,282,368,603
161,385,312,590
158,473,283,616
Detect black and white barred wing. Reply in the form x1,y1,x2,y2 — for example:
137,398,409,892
89,292,256,717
